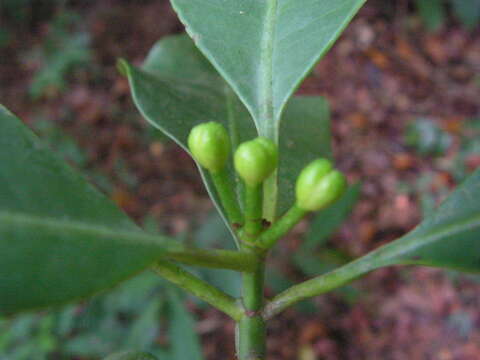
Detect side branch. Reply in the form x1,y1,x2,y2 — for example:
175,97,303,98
255,204,306,250
166,248,257,272
263,255,379,319
152,260,243,321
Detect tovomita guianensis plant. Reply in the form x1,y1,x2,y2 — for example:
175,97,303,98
1,1,480,359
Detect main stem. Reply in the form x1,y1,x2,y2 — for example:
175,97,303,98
238,250,266,360
244,184,263,237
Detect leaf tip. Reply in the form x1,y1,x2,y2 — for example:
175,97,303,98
116,58,130,77
0,104,14,117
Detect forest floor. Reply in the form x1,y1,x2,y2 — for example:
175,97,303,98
1,0,480,359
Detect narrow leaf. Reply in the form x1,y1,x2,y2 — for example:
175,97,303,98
167,290,204,360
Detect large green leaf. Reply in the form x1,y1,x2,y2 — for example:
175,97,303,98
170,0,366,138
123,34,331,239
0,106,176,315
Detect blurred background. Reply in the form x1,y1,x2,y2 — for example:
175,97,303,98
1,0,480,359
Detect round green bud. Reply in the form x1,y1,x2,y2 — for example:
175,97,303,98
234,137,278,186
188,122,230,173
295,159,347,211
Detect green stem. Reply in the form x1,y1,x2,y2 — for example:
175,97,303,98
244,184,263,238
262,170,277,223
237,252,266,360
262,252,380,319
238,314,266,360
242,261,265,310
166,247,257,272
211,169,243,226
256,204,307,250
152,261,243,321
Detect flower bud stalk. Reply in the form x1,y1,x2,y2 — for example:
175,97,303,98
211,169,243,228
255,204,307,250
188,122,242,228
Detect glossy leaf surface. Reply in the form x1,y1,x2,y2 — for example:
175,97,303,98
0,106,175,315
123,35,331,234
171,0,366,138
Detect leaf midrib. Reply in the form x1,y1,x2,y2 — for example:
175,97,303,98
258,0,278,139
377,212,480,265
0,211,179,249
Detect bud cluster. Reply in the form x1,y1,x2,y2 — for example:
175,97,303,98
188,122,347,216
295,159,347,211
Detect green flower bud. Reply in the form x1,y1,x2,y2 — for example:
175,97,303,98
295,159,347,211
234,137,278,186
188,122,230,173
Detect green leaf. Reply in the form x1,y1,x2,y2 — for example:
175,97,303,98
121,34,254,245
170,0,366,138
415,0,446,31
452,0,480,29
124,299,162,350
0,106,177,315
167,290,204,360
123,34,331,233
104,351,157,360
405,118,452,156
